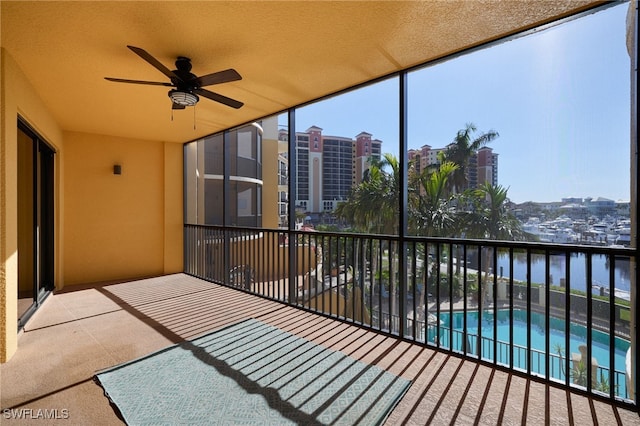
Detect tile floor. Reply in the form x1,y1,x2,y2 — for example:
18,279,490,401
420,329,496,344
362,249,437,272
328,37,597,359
1,274,638,425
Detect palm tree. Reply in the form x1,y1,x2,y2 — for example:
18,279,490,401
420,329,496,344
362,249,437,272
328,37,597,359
335,153,401,327
336,153,399,235
441,123,499,194
408,161,461,310
466,183,528,308
437,123,499,280
368,153,401,235
472,183,528,241
450,183,526,355
409,161,459,237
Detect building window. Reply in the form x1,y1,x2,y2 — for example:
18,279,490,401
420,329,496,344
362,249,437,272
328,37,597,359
184,123,264,227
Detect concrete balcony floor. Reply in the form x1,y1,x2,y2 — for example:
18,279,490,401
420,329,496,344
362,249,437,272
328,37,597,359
1,274,638,425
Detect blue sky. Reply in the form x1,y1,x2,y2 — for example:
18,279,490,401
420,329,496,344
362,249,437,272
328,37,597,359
291,3,631,204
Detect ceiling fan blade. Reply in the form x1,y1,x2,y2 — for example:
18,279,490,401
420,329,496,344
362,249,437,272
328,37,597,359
172,102,186,110
127,45,183,83
105,77,173,86
194,69,242,87
194,88,244,109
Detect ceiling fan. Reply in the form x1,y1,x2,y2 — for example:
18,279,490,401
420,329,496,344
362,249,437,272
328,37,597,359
105,45,243,110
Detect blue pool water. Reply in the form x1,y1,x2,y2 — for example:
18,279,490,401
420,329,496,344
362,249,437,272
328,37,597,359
427,309,630,396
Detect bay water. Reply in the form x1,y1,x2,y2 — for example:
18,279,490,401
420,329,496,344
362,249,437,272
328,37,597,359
494,252,631,292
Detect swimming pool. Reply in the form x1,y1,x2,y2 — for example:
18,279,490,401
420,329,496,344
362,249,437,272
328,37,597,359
426,309,630,398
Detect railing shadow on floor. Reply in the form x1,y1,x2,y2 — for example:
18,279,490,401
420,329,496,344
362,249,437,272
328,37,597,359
184,224,637,408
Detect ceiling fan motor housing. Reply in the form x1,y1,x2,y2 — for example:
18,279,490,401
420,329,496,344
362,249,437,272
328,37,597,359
172,57,198,89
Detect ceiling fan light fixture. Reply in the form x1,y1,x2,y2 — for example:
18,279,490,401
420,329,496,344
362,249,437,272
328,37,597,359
168,89,198,106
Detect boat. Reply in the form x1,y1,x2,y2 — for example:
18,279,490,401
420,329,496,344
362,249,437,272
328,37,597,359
615,228,631,247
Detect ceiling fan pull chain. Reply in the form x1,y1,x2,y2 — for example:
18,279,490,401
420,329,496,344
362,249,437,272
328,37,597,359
193,105,196,130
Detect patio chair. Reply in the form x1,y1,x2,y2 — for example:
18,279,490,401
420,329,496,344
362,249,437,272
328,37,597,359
299,263,324,297
228,265,255,290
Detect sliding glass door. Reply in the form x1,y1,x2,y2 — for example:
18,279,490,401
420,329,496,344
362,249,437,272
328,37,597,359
17,119,55,329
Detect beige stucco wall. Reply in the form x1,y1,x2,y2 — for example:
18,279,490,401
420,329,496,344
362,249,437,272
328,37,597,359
163,142,184,274
63,132,183,285
1,49,64,362
1,48,184,362
261,116,280,230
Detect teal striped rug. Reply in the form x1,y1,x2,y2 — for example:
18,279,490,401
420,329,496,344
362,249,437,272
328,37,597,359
95,318,410,425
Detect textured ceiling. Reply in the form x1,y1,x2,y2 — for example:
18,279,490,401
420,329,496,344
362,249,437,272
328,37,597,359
1,1,604,143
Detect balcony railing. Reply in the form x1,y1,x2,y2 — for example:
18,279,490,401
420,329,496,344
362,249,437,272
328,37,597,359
184,224,636,406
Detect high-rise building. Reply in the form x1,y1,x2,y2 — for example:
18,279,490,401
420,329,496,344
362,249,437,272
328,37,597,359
408,144,432,174
408,145,498,190
276,127,498,215
476,146,498,187
280,126,382,214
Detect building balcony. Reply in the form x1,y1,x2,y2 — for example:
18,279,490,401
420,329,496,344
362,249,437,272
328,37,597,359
2,271,638,424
